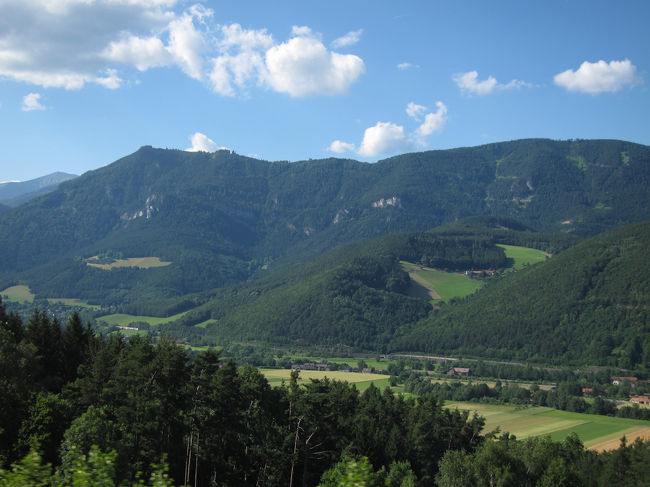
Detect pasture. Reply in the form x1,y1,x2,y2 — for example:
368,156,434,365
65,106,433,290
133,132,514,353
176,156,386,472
47,298,101,309
85,256,171,270
96,310,190,327
260,369,390,391
446,402,650,451
1,285,35,303
497,244,549,269
401,262,482,302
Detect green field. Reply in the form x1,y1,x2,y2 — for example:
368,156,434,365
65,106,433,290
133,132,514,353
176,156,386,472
1,285,35,303
96,310,190,327
260,369,390,391
85,256,171,270
498,244,549,269
401,262,482,302
46,298,101,309
446,402,650,451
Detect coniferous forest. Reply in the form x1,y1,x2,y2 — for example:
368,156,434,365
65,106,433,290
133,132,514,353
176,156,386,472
2,301,650,486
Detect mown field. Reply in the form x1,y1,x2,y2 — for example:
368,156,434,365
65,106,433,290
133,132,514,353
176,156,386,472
497,244,549,269
446,402,650,451
1,284,35,303
96,310,190,327
401,262,482,302
85,256,171,270
260,369,391,392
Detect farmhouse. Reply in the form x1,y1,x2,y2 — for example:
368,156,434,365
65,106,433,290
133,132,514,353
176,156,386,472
291,363,331,372
582,388,593,395
630,395,650,405
447,367,471,376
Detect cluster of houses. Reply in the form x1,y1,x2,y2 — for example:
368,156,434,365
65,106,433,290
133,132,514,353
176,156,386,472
610,376,650,405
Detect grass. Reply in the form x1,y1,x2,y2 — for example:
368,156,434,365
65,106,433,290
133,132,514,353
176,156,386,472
1,285,35,303
445,402,650,451
85,256,171,270
259,369,390,390
402,263,482,302
46,298,101,309
96,310,190,327
497,244,549,270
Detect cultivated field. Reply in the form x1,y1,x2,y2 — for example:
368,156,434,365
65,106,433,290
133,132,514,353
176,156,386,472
446,402,650,451
85,256,171,270
96,310,190,327
400,262,482,302
1,285,35,303
260,369,391,391
497,244,549,269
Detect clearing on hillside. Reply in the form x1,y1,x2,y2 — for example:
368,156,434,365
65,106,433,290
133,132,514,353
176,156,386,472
85,256,171,270
498,244,549,269
1,285,35,303
400,261,482,302
96,310,190,328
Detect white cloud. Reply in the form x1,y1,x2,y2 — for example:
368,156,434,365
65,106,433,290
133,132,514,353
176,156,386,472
353,101,447,158
22,92,45,111
186,132,227,152
406,102,426,120
415,102,447,138
331,29,363,49
453,70,531,96
553,59,638,94
0,2,365,97
397,62,419,70
264,34,365,97
357,122,413,157
327,140,355,153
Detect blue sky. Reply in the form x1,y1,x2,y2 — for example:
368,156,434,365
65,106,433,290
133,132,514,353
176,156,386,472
1,0,648,181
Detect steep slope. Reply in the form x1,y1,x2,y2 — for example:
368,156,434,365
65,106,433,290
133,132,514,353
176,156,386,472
0,139,648,309
391,220,650,367
155,220,576,348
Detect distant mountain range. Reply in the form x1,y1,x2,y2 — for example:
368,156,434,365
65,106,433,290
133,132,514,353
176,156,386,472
0,138,648,314
0,171,77,207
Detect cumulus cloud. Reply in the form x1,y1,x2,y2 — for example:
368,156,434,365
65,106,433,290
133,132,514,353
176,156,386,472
0,1,365,98
354,101,448,158
453,70,531,96
554,59,638,94
331,29,363,49
327,140,355,153
264,34,365,97
22,93,45,111
186,132,230,152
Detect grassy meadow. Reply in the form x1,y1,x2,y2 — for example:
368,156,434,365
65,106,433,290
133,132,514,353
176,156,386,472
498,244,549,269
401,262,482,302
96,310,190,327
1,285,35,303
85,256,171,270
260,369,391,392
446,402,650,451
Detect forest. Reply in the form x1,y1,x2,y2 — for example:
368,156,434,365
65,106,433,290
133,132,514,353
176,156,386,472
2,301,649,486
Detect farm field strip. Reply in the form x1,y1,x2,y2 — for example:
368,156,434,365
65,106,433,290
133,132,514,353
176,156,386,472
260,369,390,391
446,402,650,451
96,310,190,327
85,256,171,270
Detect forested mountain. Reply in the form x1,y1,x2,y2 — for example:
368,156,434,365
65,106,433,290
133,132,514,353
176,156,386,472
158,218,576,349
392,220,650,367
0,139,648,309
0,171,77,207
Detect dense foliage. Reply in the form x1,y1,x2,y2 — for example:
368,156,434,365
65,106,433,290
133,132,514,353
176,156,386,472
0,139,647,310
392,220,650,366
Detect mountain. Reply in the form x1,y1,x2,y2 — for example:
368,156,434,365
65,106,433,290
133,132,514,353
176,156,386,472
391,219,650,367
0,139,648,310
154,217,577,348
0,172,78,207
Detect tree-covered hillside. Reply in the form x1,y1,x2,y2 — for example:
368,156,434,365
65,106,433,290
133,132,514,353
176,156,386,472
392,220,650,367
0,139,648,308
